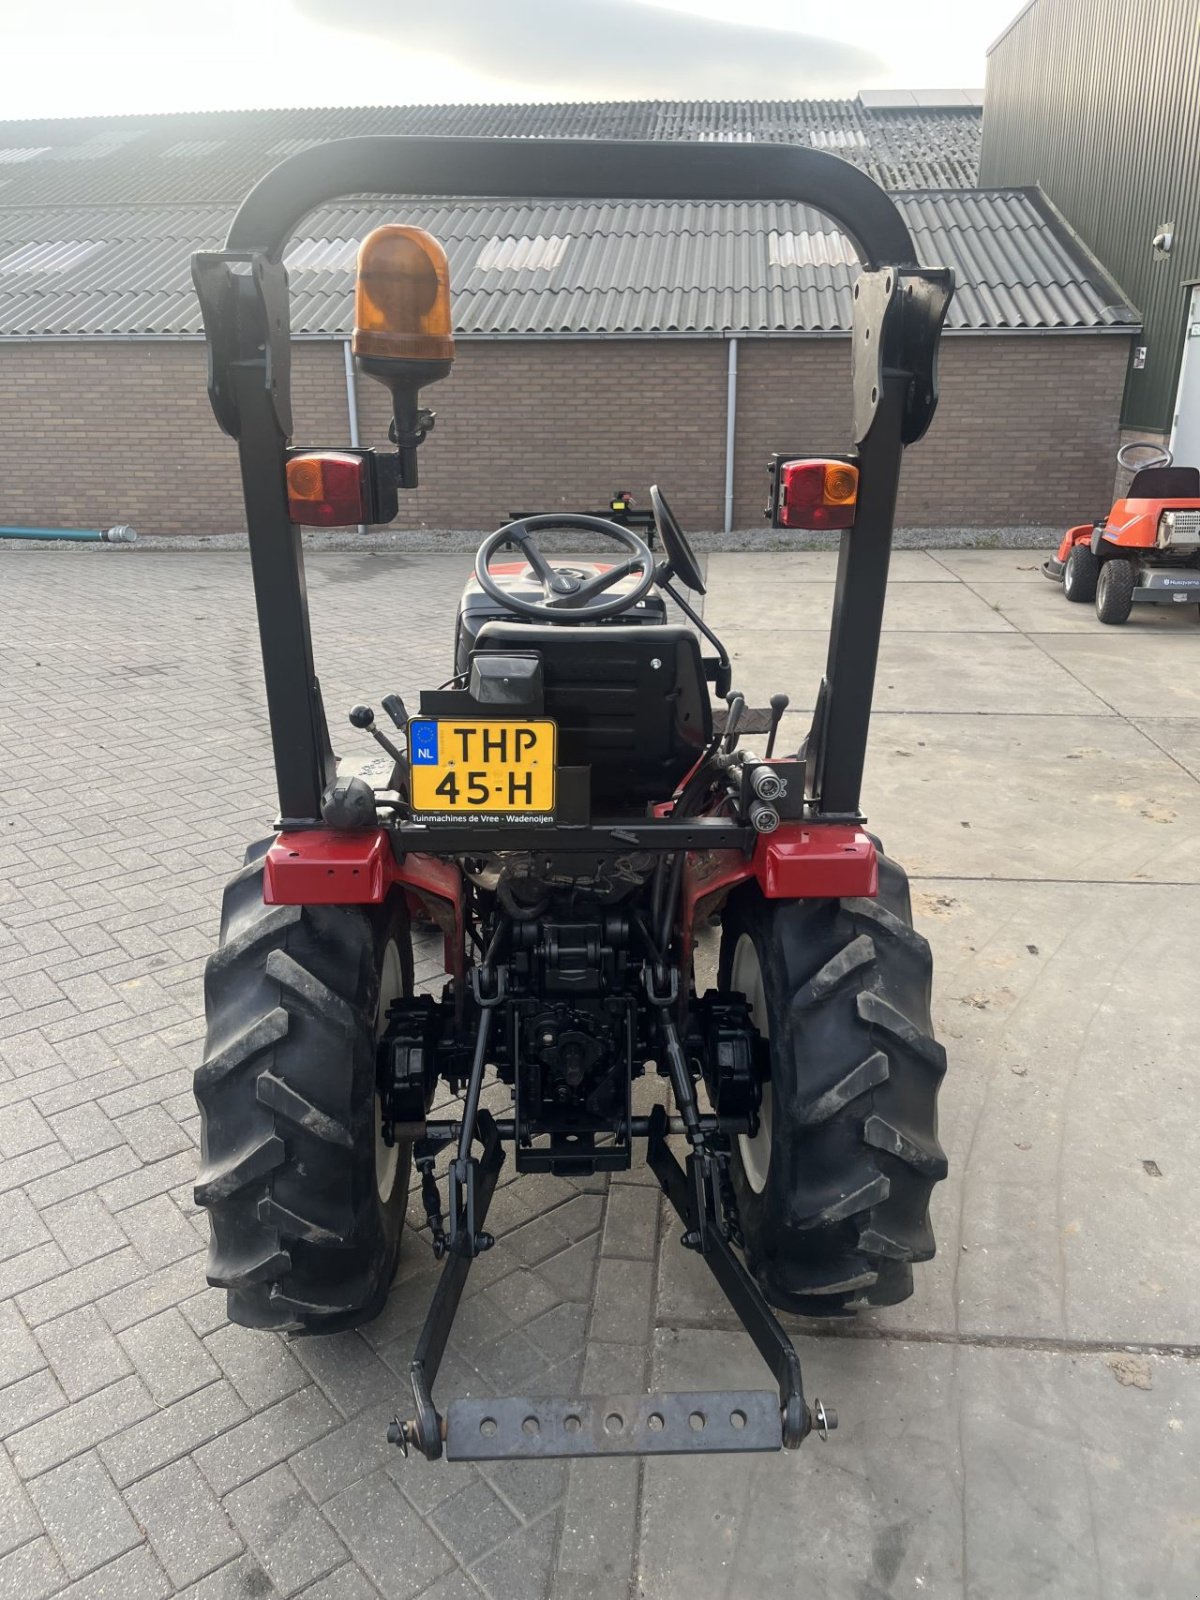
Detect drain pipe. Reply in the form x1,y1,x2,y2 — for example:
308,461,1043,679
723,337,739,535
343,338,367,536
0,524,136,542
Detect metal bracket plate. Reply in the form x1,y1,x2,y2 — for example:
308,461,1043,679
445,1390,783,1460
192,250,293,441
852,266,954,448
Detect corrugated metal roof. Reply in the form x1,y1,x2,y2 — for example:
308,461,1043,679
0,190,1138,339
0,98,981,207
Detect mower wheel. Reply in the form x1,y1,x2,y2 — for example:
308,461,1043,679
1095,558,1136,624
718,852,947,1315
1063,544,1099,603
194,846,413,1334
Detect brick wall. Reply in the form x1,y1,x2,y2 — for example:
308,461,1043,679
349,338,728,532
732,334,1131,527
0,332,1128,536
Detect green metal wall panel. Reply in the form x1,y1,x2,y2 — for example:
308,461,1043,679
981,0,1200,431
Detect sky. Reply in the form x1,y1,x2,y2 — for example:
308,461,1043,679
3,0,1020,120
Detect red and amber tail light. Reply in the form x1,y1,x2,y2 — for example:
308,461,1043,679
285,451,372,527
776,459,860,530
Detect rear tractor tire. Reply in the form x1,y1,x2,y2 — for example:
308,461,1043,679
1095,558,1136,625
718,852,947,1315
1063,544,1099,603
194,843,414,1334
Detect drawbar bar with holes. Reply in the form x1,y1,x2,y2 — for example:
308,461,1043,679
445,1389,782,1459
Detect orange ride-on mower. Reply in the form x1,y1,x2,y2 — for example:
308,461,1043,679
190,136,952,1465
1044,441,1200,623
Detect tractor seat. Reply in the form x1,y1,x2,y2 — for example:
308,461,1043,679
472,620,712,809
1128,465,1200,499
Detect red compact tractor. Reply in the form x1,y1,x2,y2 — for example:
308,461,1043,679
1044,442,1200,622
190,136,952,1465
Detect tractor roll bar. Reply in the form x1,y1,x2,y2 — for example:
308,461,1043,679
225,136,918,270
195,136,952,825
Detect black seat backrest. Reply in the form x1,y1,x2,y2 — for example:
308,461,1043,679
473,621,712,810
1127,466,1200,499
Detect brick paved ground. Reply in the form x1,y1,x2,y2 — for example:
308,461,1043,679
1,547,1198,1599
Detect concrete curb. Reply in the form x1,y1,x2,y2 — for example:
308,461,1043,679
0,525,1061,554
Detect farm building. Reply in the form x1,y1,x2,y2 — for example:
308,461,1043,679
0,95,1137,536
982,0,1200,463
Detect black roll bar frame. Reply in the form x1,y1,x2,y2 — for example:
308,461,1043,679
192,136,952,825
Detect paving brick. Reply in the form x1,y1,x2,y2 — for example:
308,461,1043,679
0,1532,67,1599
0,1188,51,1260
28,1452,142,1578
117,1307,219,1405
0,1443,41,1558
35,1068,134,1118
17,1245,145,1327
0,1299,47,1388
171,1553,279,1600
117,1194,204,1269
326,1468,455,1600
463,1327,548,1395
293,1564,383,1600
99,1380,249,1489
524,1300,590,1365
54,1543,172,1600
9,1373,157,1479
100,1074,193,1122
536,1237,599,1303
291,1403,404,1508
586,1259,655,1346
293,1333,396,1420
224,1463,347,1595
179,1288,227,1339
96,1152,199,1214
113,1105,191,1163
0,1369,64,1433
482,1456,568,1524
600,1184,659,1261
194,1386,340,1497
42,1191,130,1267
0,1113,56,1164
0,1063,73,1113
0,1142,73,1197
25,1145,141,1210
471,1509,559,1600
96,1255,207,1333
48,1102,124,1160
485,1267,561,1329
0,1239,69,1299
557,1458,638,1589
428,1477,519,1566
126,1459,243,1587
579,1340,645,1394
501,1211,571,1268
35,1305,133,1401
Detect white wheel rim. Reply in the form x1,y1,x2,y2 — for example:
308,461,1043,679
731,933,773,1195
374,938,404,1203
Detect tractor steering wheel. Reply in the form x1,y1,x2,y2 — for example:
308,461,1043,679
1117,440,1173,471
475,514,656,623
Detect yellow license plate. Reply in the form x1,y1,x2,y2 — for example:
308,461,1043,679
409,719,556,818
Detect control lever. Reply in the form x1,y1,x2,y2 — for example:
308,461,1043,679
765,693,790,758
381,694,409,730
721,692,746,754
349,704,405,765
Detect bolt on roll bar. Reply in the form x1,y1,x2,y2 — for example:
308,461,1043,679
193,136,952,825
